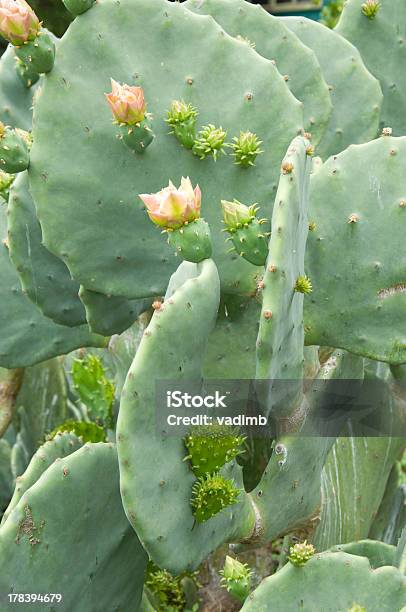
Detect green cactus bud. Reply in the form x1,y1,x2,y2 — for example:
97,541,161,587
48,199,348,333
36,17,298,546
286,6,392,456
46,419,107,443
184,423,246,477
72,354,115,427
294,274,313,294
221,199,269,267
167,218,212,263
361,0,380,19
166,100,198,149
220,555,252,603
191,473,241,522
0,124,29,173
15,30,56,74
288,540,315,567
229,131,263,167
192,124,227,160
347,605,367,612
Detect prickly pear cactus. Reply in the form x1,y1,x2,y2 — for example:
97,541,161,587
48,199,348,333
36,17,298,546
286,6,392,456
0,443,148,611
28,0,303,299
336,0,406,134
282,16,383,158
0,197,105,368
0,45,37,130
241,551,406,611
305,136,406,364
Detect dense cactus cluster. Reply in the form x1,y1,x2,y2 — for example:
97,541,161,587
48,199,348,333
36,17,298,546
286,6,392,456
0,0,405,609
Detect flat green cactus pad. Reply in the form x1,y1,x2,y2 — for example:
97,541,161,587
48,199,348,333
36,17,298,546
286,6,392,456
29,0,303,300
0,198,105,368
336,0,406,135
185,0,332,147
0,443,147,611
8,172,86,327
329,540,396,569
241,551,406,611
305,136,406,364
117,259,255,573
282,16,382,159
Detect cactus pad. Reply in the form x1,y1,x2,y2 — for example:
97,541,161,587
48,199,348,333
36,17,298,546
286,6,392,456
184,423,245,477
29,0,303,299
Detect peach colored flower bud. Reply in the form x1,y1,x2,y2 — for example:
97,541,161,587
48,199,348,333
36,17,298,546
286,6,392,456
105,79,147,125
0,0,39,45
139,177,201,229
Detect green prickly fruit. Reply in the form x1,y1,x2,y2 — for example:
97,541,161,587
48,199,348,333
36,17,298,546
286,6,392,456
46,419,107,443
184,423,245,477
15,30,55,74
166,99,198,149
167,218,212,263
0,125,29,173
288,540,316,567
220,555,252,603
191,472,241,523
222,200,268,267
119,118,154,154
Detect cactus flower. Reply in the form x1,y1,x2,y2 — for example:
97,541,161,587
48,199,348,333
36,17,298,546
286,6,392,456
105,79,147,125
139,177,201,229
221,199,257,231
0,0,39,45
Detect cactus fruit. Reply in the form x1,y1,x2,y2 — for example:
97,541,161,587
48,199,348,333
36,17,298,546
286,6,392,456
191,472,241,522
166,99,199,150
14,28,55,74
0,123,29,173
288,540,315,566
220,555,252,603
221,200,269,267
184,423,245,477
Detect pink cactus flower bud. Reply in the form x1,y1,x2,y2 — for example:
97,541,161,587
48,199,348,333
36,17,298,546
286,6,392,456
0,0,40,46
105,79,147,125
139,177,201,229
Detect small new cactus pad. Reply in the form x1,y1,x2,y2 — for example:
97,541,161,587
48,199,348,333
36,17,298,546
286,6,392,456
256,137,311,409
47,419,107,443
72,354,114,426
241,552,406,611
166,99,198,149
294,274,312,294
184,423,245,477
145,566,186,611
361,0,380,19
0,45,38,130
1,432,83,526
8,172,87,327
288,540,315,566
192,123,227,160
117,259,255,573
220,555,252,603
228,131,263,167
0,444,148,611
0,198,105,368
283,16,382,159
336,0,406,134
79,286,150,336
222,200,269,267
28,0,303,299
305,136,406,364
191,472,241,522
185,0,332,146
